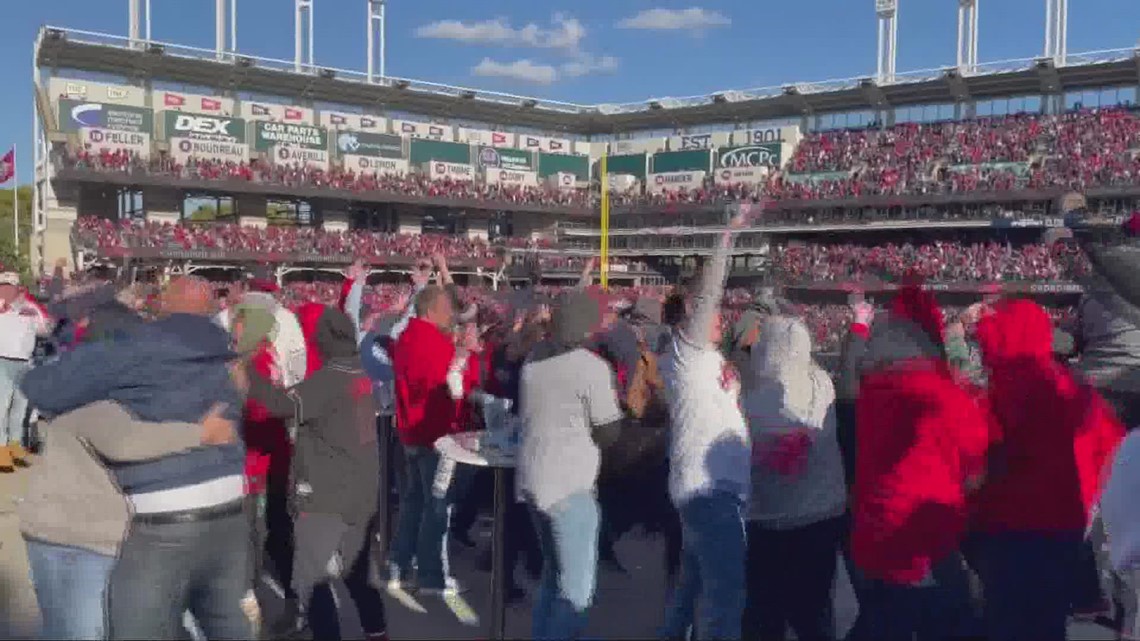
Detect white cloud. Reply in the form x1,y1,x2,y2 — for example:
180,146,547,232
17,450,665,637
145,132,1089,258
616,7,730,31
561,54,619,78
417,14,586,51
472,58,560,85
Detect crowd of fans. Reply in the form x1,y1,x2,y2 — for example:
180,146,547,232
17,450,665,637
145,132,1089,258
769,240,1092,283
53,107,1140,212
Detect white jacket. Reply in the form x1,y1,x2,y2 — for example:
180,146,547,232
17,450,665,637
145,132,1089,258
217,297,308,387
0,297,51,361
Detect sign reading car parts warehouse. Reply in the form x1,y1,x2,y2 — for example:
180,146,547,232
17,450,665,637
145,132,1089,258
254,122,328,151
166,112,249,163
717,144,781,168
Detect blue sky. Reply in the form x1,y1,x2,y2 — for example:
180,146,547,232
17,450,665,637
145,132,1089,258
4,0,1140,182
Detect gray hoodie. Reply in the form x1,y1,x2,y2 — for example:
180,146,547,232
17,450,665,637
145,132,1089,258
743,316,846,529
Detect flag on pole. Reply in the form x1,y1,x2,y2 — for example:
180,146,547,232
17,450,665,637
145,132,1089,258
0,149,13,184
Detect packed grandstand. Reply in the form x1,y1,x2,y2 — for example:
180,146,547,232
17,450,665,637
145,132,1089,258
30,27,1140,358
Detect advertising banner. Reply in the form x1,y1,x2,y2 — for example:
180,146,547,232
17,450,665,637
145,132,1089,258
730,125,800,146
652,149,712,173
717,144,781,168
538,152,590,180
320,111,386,132
520,135,572,154
477,146,533,171
241,102,313,124
342,155,408,176
714,166,768,186
548,172,578,190
170,137,249,163
646,170,706,194
458,128,516,148
159,91,234,116
163,112,245,143
271,145,329,170
668,132,731,151
610,138,667,155
393,120,453,141
334,131,403,158
60,99,153,134
426,161,474,182
254,122,328,151
409,139,472,166
81,128,151,158
484,168,539,188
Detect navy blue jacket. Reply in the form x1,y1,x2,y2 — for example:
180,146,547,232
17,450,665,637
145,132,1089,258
21,313,245,495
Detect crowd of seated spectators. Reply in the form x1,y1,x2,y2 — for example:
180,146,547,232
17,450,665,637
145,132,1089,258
768,240,1092,283
72,216,641,270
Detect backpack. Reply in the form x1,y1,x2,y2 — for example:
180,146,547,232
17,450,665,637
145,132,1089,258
600,340,670,479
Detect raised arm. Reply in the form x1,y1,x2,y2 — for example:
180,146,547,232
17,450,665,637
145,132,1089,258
683,206,751,343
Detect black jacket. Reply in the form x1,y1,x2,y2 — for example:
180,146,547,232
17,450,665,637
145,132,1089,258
834,323,870,489
248,308,379,522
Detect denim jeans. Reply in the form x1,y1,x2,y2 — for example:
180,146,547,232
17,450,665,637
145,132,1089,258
107,511,253,640
0,358,30,446
389,445,453,589
743,516,843,641
293,512,387,639
528,491,600,641
661,491,747,641
25,538,116,640
858,552,980,641
971,531,1082,641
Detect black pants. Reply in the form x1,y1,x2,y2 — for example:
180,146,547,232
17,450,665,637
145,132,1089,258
742,516,844,641
293,512,387,639
108,509,253,640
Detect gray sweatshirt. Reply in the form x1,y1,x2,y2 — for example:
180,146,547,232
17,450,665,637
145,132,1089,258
743,316,847,529
660,230,751,507
18,402,205,556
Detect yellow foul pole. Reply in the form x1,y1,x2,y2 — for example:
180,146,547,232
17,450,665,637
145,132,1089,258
600,155,610,289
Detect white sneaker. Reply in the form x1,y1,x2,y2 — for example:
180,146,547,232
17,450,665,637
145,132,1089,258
386,563,414,591
418,576,466,596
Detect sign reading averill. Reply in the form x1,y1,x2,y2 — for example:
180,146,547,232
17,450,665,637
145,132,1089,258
254,122,328,151
272,145,329,170
165,112,248,163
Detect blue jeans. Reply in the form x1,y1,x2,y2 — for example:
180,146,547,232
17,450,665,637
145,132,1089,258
528,492,600,641
858,553,980,641
662,491,747,641
389,446,453,589
25,538,116,640
971,531,1081,641
0,358,29,446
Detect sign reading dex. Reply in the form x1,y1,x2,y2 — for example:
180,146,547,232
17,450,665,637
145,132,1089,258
173,115,232,136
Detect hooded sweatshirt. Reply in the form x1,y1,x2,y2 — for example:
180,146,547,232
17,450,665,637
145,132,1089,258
971,299,1124,534
744,316,846,530
21,313,246,515
393,317,476,448
851,285,990,585
246,307,379,521
219,291,308,387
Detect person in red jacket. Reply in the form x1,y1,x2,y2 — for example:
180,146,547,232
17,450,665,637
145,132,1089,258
389,285,478,594
851,284,988,640
970,299,1124,641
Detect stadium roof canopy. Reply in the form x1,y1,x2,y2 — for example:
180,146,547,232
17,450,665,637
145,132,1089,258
36,27,1140,136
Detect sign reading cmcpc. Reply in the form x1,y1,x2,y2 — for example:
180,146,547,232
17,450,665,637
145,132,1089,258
717,143,781,169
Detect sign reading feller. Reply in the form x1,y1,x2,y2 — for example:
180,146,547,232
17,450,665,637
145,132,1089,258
343,155,408,176
254,122,327,151
647,171,705,194
81,128,151,158
273,145,329,170
717,144,781,168
427,161,474,182
484,169,539,188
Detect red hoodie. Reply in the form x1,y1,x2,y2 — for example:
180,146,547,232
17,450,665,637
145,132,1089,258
971,299,1125,533
393,317,475,447
852,285,990,584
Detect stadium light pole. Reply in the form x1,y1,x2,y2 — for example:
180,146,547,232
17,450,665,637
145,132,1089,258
1044,0,1068,64
295,0,314,72
875,0,899,83
231,0,238,54
128,0,140,48
367,0,386,83
957,0,979,74
215,0,226,60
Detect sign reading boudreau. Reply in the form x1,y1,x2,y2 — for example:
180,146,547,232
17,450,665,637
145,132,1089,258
254,122,328,151
165,112,248,163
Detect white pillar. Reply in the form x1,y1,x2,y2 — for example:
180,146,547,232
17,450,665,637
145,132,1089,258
128,0,140,47
215,0,227,60
294,0,313,71
875,0,899,83
367,0,386,82
231,0,238,52
957,0,979,73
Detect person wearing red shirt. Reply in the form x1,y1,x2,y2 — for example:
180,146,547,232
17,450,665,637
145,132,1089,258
851,284,988,641
389,285,477,595
969,299,1124,641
